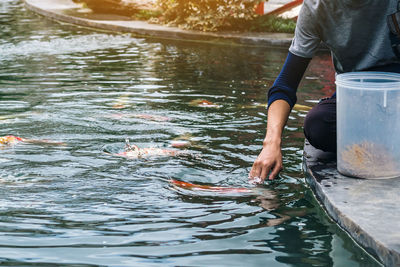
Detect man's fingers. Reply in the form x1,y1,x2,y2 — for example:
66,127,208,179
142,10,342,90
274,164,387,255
260,163,270,181
249,159,273,184
268,162,283,180
249,163,261,179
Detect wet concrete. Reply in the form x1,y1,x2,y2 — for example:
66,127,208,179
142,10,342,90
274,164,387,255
303,140,400,266
24,0,293,48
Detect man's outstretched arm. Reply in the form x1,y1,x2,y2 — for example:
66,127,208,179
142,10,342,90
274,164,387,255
249,52,311,182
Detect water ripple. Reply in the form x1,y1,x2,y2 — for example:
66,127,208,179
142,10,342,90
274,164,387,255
0,1,380,266
0,34,137,61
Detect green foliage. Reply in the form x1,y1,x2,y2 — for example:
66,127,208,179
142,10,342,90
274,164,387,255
247,15,296,33
133,9,162,20
156,0,262,32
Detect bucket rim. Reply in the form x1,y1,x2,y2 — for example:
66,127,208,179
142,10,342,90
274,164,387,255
335,71,400,90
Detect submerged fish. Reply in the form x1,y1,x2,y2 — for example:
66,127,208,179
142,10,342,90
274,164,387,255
170,133,195,148
132,114,171,122
239,103,312,111
104,113,171,122
170,179,252,193
112,95,130,109
293,104,312,111
239,102,268,109
189,99,221,108
170,140,191,148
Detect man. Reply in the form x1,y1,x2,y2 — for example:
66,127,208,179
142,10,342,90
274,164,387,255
249,0,400,183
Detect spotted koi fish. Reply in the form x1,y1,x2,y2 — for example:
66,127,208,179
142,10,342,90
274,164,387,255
111,138,184,159
170,179,252,193
114,145,182,158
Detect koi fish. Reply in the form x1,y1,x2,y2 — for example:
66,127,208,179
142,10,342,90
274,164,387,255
110,138,184,159
104,113,171,122
114,146,182,158
239,103,312,112
0,135,24,145
170,140,191,148
189,99,221,108
170,179,252,193
170,133,195,148
112,95,130,109
239,103,268,109
132,114,171,122
293,104,312,111
0,135,65,146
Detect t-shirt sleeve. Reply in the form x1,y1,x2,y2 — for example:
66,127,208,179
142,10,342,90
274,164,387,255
289,1,321,58
267,52,311,109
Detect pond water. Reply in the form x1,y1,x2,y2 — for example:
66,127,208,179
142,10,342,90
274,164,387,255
0,1,380,266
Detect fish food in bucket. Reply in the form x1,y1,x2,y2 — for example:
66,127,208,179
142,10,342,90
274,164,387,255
336,72,400,179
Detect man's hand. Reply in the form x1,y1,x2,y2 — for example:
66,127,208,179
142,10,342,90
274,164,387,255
249,141,283,183
249,100,290,184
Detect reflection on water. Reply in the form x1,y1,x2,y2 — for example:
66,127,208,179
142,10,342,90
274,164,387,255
0,33,136,61
0,1,380,266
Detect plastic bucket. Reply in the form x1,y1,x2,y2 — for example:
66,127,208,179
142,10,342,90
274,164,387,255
336,72,400,179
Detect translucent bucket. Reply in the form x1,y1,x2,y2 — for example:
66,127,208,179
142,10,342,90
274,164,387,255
336,72,400,179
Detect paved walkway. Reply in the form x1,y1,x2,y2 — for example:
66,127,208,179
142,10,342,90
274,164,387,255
24,0,293,48
121,0,157,10
303,141,400,266
261,0,302,18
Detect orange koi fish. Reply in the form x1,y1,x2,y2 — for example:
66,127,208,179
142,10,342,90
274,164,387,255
0,135,65,146
0,135,24,145
170,179,252,193
293,104,312,111
189,99,221,108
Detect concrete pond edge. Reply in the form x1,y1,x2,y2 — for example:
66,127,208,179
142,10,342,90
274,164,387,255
303,141,400,266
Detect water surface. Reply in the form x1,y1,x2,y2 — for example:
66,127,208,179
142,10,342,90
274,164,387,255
0,1,380,266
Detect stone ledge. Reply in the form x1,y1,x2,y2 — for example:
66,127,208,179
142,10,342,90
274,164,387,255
303,140,400,266
24,0,294,48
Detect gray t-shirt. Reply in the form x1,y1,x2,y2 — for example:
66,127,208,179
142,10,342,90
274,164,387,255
289,0,399,73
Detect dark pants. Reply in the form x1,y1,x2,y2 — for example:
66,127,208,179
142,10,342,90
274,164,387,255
303,96,337,153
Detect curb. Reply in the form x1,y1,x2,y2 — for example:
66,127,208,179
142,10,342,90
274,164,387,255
24,0,294,48
303,140,400,267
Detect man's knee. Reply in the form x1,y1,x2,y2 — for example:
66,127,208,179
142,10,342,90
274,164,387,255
303,100,336,152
